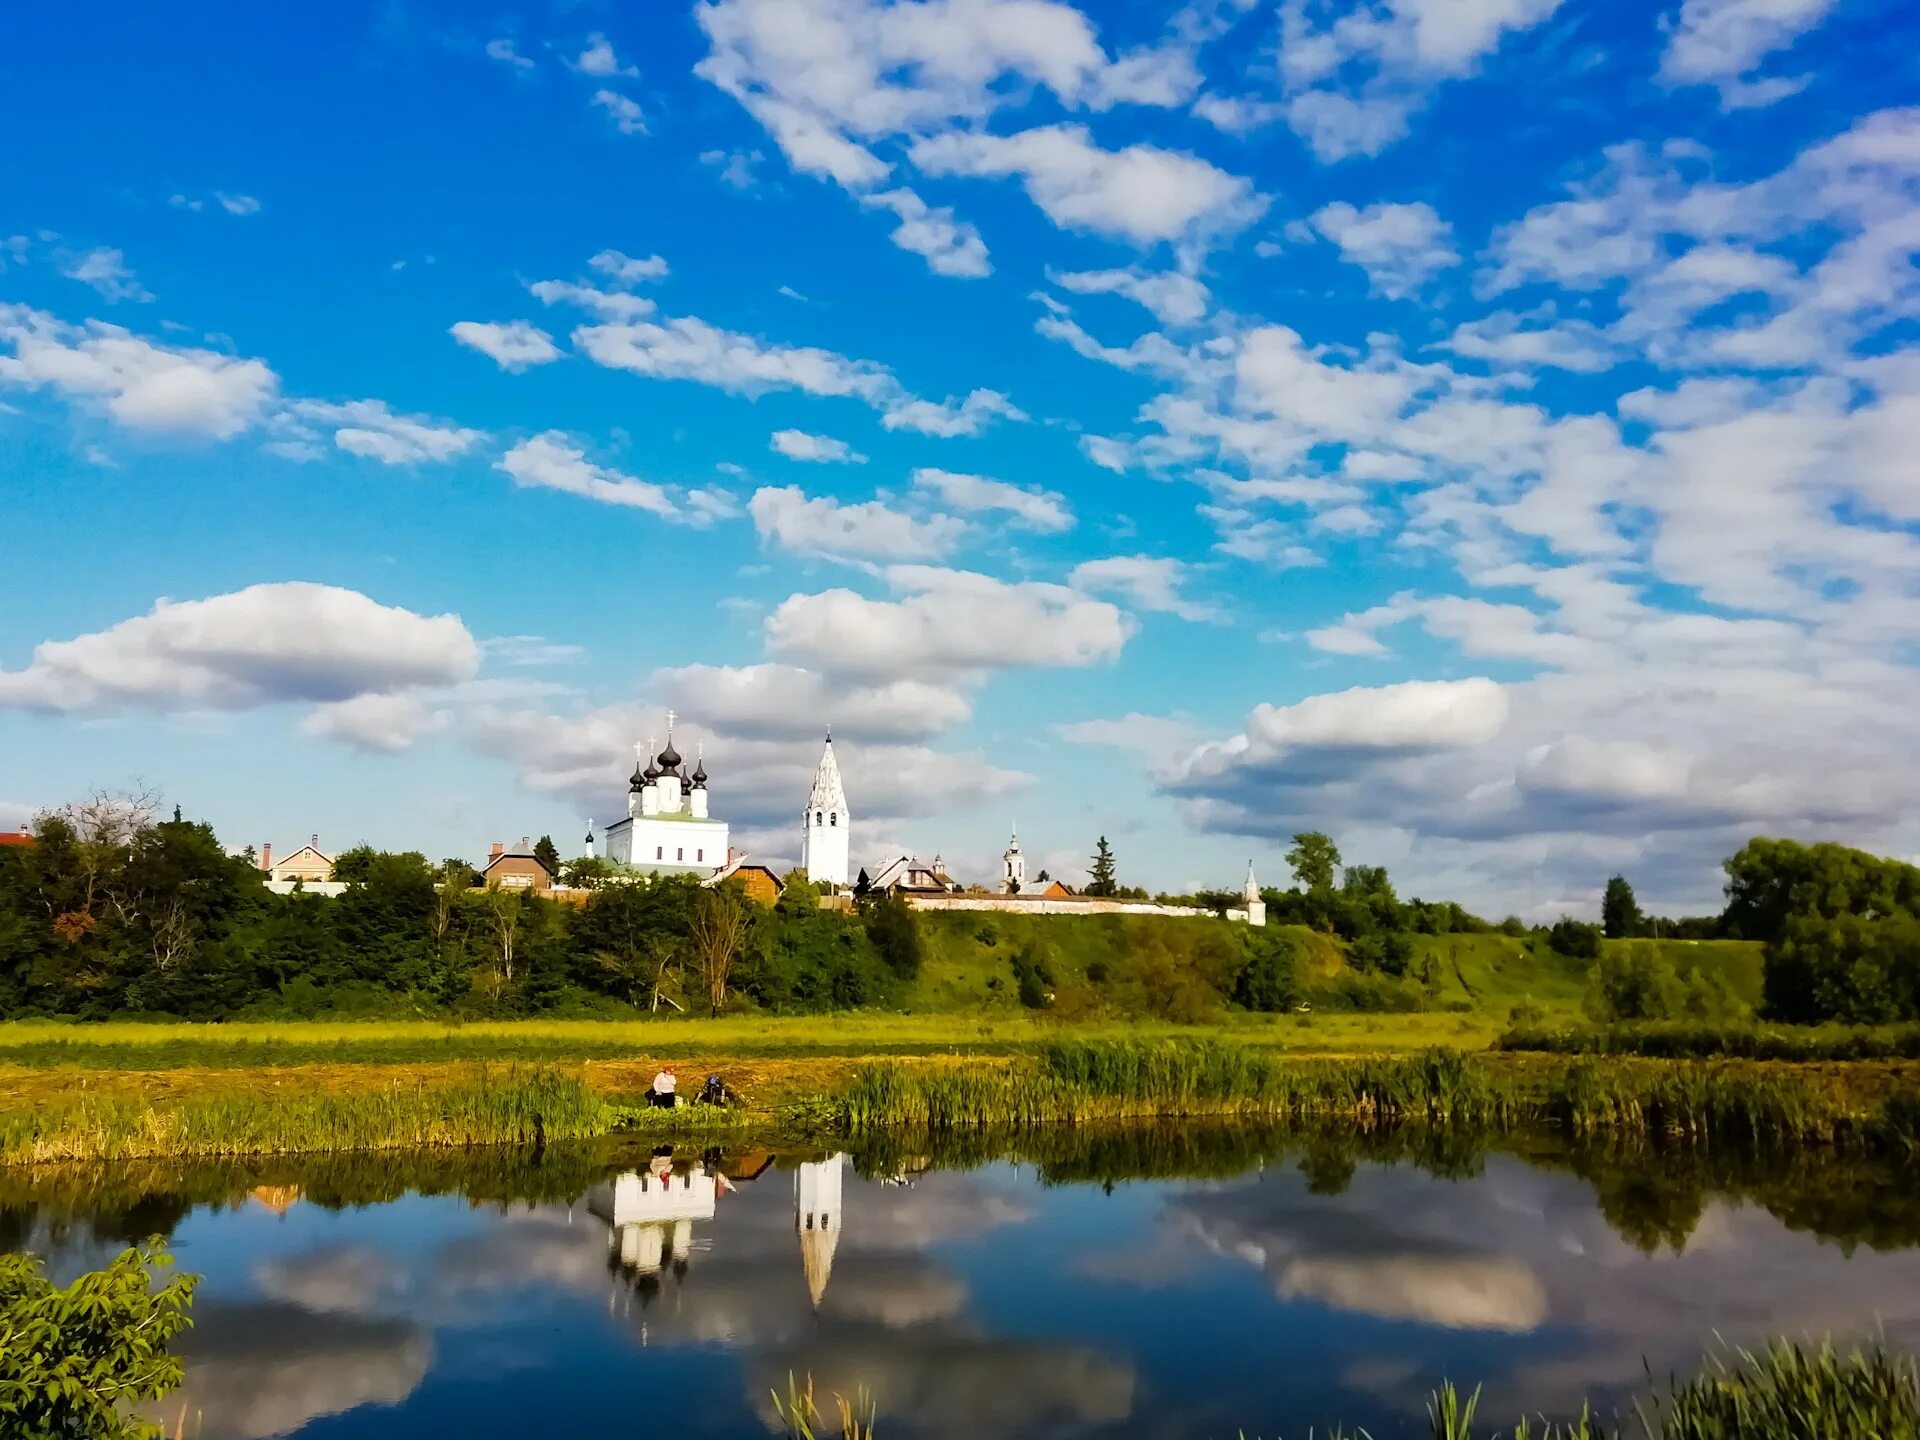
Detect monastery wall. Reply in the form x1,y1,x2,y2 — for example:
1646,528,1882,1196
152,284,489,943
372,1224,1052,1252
901,894,1255,924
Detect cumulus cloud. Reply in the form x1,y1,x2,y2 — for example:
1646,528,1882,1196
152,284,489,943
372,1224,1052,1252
497,433,681,517
880,387,1026,436
449,319,562,371
766,566,1133,680
771,428,867,463
574,33,638,78
749,485,965,560
911,467,1072,532
1199,0,1565,160
1659,0,1839,106
0,583,479,713
485,37,533,70
1070,555,1221,622
573,314,896,402
593,90,647,135
57,247,152,303
1049,266,1211,325
857,188,992,277
0,304,277,439
1309,201,1460,298
653,662,970,740
911,125,1263,250
280,399,483,466
300,692,449,752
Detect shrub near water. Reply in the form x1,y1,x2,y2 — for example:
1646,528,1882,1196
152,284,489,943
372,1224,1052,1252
1501,1020,1920,1062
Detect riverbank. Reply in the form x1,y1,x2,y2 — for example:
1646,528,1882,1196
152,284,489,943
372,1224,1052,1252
4,1034,1917,1165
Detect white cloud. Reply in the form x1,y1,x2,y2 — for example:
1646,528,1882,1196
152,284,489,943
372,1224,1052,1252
281,399,483,466
911,124,1262,250
911,467,1072,532
766,566,1134,679
1445,310,1619,372
749,485,965,560
770,429,868,463
449,319,563,371
880,387,1026,436
857,188,991,277
701,148,764,190
589,249,668,285
573,314,895,402
57,247,152,303
1054,712,1200,769
301,692,449,752
575,33,638,78
216,193,261,216
1309,201,1459,297
1659,0,1838,106
497,433,681,517
1070,555,1221,622
486,38,533,70
0,583,479,713
592,90,647,135
653,662,970,740
1203,0,1564,161
1050,266,1210,325
0,304,278,439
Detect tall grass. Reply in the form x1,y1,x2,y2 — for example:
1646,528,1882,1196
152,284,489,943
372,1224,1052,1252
778,1341,1918,1438
1501,1021,1920,1062
836,1039,1900,1147
0,1067,630,1165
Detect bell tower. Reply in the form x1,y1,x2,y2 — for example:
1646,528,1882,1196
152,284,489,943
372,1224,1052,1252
800,731,851,888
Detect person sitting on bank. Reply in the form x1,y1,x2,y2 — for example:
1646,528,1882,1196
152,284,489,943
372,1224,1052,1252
649,1066,678,1108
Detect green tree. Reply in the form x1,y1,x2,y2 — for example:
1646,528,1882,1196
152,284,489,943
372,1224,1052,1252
1287,832,1341,893
1547,916,1603,960
1602,875,1644,939
1086,837,1118,897
1232,928,1301,1012
863,892,924,981
0,1240,197,1440
532,835,561,877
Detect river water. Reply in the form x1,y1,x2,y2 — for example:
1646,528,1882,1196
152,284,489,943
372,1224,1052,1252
7,1129,1920,1438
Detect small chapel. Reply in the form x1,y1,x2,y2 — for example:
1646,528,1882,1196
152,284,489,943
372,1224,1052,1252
591,714,730,877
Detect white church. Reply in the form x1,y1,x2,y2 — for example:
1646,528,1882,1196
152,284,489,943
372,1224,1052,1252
799,732,851,889
592,714,731,876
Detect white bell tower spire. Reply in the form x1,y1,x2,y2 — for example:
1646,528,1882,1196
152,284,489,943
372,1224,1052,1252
800,731,851,888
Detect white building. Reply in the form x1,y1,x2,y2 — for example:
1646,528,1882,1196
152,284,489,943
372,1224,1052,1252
796,1154,845,1309
799,733,851,889
588,1164,718,1277
1243,860,1266,928
1001,827,1026,895
599,714,730,877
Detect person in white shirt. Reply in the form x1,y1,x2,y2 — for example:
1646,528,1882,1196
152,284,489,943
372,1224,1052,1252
649,1067,678,1108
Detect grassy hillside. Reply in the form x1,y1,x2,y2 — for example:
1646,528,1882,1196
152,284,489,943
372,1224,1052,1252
907,914,1767,1022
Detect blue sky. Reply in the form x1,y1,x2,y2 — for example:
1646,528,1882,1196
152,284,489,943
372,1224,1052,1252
2,0,1916,914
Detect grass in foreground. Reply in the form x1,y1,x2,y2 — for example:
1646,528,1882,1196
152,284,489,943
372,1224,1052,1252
772,1340,1920,1439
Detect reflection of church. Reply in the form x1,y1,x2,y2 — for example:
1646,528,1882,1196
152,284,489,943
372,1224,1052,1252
588,1162,718,1279
797,1155,845,1310
583,1151,852,1311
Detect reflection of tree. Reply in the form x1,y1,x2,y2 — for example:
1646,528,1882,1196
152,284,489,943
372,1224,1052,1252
1584,1165,1707,1254
1298,1145,1357,1196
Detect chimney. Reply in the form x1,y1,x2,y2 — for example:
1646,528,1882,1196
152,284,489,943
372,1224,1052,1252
311,833,319,850
489,842,504,860
260,842,272,871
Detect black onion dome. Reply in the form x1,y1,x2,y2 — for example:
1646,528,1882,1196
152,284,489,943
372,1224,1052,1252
690,757,708,788
628,762,646,791
658,739,683,769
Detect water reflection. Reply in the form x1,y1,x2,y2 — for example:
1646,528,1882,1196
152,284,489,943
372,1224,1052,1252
1,1129,1914,1439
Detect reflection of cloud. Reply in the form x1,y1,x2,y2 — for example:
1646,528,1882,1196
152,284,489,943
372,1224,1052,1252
1166,1153,1920,1424
160,1301,429,1440
1276,1254,1547,1332
752,1329,1134,1438
255,1243,412,1314
821,1254,967,1327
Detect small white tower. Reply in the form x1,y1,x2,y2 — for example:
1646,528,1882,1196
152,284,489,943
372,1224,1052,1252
800,732,851,888
1002,827,1026,895
796,1155,845,1310
1244,859,1266,928
581,819,595,859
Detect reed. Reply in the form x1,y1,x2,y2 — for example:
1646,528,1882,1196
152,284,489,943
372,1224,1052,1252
1500,1020,1920,1063
0,1067,620,1165
835,1040,1886,1147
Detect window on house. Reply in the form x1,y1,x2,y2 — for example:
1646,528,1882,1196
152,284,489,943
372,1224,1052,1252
655,846,663,861
676,847,684,862
696,849,703,862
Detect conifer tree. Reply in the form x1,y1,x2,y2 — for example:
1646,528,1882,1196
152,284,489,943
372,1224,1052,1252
1087,836,1118,897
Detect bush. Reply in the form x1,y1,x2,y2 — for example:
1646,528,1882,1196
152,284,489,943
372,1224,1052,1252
863,893,925,981
1233,929,1302,1013
1548,917,1603,959
0,1241,197,1440
1011,942,1055,1009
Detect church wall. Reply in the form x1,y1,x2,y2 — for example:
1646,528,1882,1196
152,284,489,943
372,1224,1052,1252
900,894,1257,924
